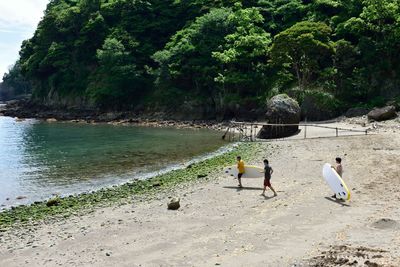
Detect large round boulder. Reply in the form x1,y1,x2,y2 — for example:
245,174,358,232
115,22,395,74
367,106,397,121
257,94,300,139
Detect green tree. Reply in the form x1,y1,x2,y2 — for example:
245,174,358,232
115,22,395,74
154,5,271,112
87,37,144,109
153,8,234,103
212,5,272,97
1,62,32,100
270,21,335,89
358,0,400,98
332,39,359,99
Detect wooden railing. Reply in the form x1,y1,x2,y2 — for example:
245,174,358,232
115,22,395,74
222,121,368,142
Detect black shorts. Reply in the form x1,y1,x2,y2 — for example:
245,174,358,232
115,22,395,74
238,173,243,179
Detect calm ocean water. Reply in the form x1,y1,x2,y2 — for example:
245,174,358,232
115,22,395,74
0,116,226,209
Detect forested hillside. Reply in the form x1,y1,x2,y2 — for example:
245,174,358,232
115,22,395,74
5,0,400,119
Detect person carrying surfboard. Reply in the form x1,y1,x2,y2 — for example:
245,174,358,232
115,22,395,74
331,157,343,198
237,156,245,187
262,159,277,196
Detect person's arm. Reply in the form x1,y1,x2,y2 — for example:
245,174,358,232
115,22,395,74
270,167,274,175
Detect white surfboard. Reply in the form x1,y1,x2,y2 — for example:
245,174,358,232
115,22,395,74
223,165,264,179
322,163,351,200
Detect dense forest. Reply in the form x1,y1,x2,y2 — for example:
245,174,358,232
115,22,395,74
3,0,400,119
0,63,31,101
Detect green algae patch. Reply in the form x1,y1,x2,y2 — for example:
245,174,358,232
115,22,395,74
0,142,261,229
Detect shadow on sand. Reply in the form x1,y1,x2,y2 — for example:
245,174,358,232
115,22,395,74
324,197,351,207
223,186,277,200
261,194,277,200
223,186,262,191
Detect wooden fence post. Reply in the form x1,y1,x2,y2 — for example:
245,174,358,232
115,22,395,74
304,118,307,139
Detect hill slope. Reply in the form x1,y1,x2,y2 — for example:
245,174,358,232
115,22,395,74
4,0,400,119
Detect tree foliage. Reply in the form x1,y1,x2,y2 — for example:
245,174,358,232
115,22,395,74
270,21,334,89
0,62,31,100
2,0,399,114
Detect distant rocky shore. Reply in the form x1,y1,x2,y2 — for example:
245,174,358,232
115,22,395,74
0,100,228,131
1,99,398,135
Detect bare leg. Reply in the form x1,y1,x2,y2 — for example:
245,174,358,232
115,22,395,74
238,176,242,187
262,186,266,195
270,186,277,196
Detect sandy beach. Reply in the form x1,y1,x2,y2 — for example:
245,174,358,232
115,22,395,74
1,120,400,266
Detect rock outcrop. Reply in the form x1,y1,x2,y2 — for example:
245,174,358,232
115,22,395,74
257,94,300,139
367,106,397,121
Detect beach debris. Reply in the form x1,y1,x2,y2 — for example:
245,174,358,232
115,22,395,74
308,245,390,267
46,197,61,207
16,196,27,200
152,182,161,187
197,174,207,178
167,198,180,210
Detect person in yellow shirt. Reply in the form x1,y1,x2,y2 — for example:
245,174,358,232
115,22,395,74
237,156,245,187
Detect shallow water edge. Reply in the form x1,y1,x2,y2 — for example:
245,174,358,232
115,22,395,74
0,142,261,230
0,116,228,208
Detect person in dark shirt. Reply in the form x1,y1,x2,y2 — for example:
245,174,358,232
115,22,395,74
262,159,277,197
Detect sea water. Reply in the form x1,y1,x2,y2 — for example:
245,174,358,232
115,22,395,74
0,116,226,209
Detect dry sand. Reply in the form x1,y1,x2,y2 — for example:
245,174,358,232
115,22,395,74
1,121,400,266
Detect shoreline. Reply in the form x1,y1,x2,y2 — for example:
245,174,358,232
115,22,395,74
0,142,261,230
0,140,238,212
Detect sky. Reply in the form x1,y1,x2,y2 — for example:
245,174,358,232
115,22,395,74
0,0,49,81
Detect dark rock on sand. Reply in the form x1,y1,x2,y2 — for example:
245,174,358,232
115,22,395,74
367,106,397,121
167,198,180,210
